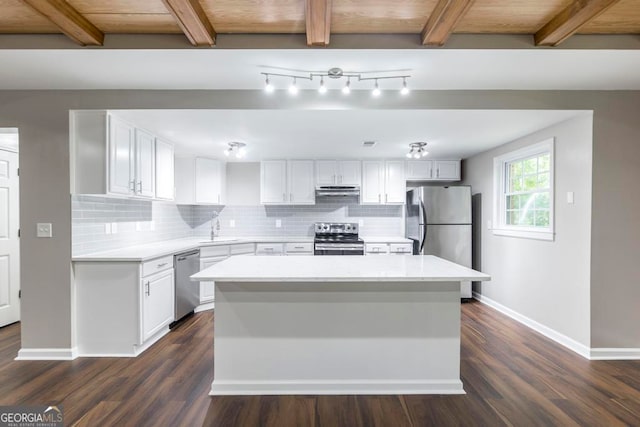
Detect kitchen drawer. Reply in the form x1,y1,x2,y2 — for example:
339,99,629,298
142,255,173,277
389,243,413,255
200,245,230,258
285,242,313,254
229,243,255,255
365,243,389,255
256,243,284,255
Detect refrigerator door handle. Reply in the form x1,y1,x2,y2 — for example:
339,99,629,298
420,200,428,253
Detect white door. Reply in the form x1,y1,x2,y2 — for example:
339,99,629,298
315,160,337,185
135,129,156,198
288,160,315,204
260,160,287,204
155,138,174,200
434,160,460,180
338,161,361,186
385,160,406,204
195,158,222,204
0,150,19,327
108,116,135,196
142,269,175,342
361,161,384,204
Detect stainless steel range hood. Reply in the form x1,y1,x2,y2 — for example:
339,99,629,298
315,186,360,197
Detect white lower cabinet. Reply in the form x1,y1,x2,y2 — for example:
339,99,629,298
197,243,256,306
365,242,413,255
74,257,175,357
141,268,175,342
199,255,227,304
365,243,389,255
256,243,285,255
389,243,413,255
285,242,314,255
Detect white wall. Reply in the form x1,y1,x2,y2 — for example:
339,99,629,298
463,113,593,348
225,162,260,205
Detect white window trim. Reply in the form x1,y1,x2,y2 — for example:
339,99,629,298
492,138,555,241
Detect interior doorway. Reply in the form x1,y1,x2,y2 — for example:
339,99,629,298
0,128,20,327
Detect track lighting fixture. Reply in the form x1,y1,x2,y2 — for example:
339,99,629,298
406,142,428,159
261,67,411,95
224,142,247,159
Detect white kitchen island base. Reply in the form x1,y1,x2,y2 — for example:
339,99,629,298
192,255,490,396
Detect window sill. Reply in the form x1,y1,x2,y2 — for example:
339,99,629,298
492,228,555,241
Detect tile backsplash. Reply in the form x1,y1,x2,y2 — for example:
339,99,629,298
72,195,404,256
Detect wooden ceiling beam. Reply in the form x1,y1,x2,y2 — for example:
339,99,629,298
535,0,622,46
22,0,104,46
162,0,216,46
421,0,475,46
306,0,332,46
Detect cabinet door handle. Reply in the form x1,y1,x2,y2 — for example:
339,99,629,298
437,168,440,178
264,247,274,251
338,175,342,184
129,180,136,193
145,281,150,296
218,194,220,204
137,181,142,193
430,168,433,178
385,194,388,203
283,193,286,202
333,174,336,184
378,194,381,203
290,193,293,202
157,262,168,267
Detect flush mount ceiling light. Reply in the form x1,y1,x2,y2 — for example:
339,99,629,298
261,67,411,96
406,142,429,159
224,141,247,159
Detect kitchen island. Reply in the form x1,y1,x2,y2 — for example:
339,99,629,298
192,255,490,396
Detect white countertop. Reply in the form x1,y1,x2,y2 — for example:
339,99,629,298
72,235,410,262
192,255,490,282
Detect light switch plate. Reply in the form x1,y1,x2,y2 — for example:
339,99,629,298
105,223,112,235
36,223,52,238
275,219,282,228
567,191,575,204
111,222,118,234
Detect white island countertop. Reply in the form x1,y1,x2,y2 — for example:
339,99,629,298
192,254,490,283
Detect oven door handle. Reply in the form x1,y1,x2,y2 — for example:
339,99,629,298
314,245,364,251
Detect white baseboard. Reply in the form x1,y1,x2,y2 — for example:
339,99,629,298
195,302,214,313
210,379,465,396
473,292,591,359
590,348,640,360
15,347,78,361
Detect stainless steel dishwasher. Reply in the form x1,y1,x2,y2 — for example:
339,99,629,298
174,249,200,322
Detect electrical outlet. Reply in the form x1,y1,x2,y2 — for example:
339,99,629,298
275,219,282,228
36,223,52,238
105,223,112,235
111,222,118,234
229,219,236,228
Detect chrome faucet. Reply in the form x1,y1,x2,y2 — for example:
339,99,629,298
210,211,220,241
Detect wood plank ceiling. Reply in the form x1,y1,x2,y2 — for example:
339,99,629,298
1,0,639,47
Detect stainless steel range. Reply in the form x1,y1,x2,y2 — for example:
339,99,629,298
314,222,365,255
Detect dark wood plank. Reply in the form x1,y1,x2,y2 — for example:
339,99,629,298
0,301,639,426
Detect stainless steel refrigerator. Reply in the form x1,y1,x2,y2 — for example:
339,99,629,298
405,186,472,298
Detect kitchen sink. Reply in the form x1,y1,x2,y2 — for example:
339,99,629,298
199,237,239,243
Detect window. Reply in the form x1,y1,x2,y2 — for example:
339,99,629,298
493,138,554,241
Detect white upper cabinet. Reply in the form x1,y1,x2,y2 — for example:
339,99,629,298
406,159,460,181
406,160,434,180
134,129,156,198
316,160,361,186
175,157,225,205
71,111,175,200
195,158,225,204
261,160,288,204
362,160,405,205
108,115,135,196
433,160,461,180
261,160,315,205
288,160,315,204
385,160,406,204
361,161,385,204
155,138,175,200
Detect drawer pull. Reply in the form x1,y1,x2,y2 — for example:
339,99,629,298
294,246,304,249
145,281,150,296
157,262,168,267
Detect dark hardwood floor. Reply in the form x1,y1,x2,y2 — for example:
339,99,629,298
1,301,639,426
